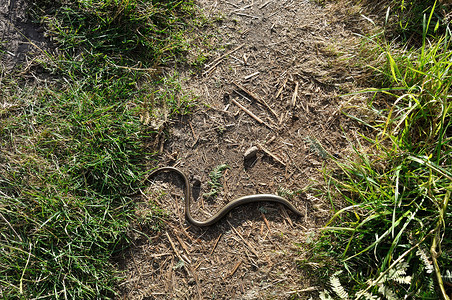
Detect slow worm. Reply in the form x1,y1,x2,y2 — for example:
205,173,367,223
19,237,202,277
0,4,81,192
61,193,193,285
148,167,303,227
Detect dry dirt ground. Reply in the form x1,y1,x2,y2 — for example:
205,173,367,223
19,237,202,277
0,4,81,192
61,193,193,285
119,1,364,299
1,0,365,299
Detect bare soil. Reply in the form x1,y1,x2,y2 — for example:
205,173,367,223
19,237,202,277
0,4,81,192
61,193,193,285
119,1,362,299
0,0,52,74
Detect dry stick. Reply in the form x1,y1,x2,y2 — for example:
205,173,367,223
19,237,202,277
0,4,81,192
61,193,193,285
202,59,223,76
166,233,201,299
165,232,188,264
232,12,260,19
244,71,260,80
276,78,288,98
265,135,276,145
261,213,271,231
227,221,259,258
280,206,293,227
260,0,273,9
231,98,274,130
188,264,203,300
225,1,240,8
174,233,190,256
0,212,22,242
233,3,253,11
228,260,243,278
149,253,172,258
431,191,450,300
210,233,223,255
233,81,279,119
291,81,299,108
286,287,319,295
188,121,198,142
257,144,286,166
203,44,245,76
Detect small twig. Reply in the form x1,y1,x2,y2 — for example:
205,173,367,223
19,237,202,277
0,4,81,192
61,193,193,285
280,206,293,227
189,265,203,300
225,1,240,8
203,44,245,76
174,233,190,256
257,144,286,166
188,120,198,142
276,78,288,98
202,59,223,76
228,260,243,277
233,81,279,119
265,135,276,145
261,213,271,231
149,253,172,258
291,81,299,108
231,98,273,130
244,72,260,80
0,212,22,242
233,4,253,11
228,221,259,257
210,233,222,255
166,232,188,264
260,0,273,9
431,191,450,300
232,12,260,19
285,287,319,295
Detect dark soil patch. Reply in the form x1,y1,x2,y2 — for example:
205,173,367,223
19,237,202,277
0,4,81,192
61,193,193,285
0,0,53,74
118,0,361,299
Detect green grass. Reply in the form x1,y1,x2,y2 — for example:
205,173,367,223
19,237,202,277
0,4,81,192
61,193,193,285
387,0,449,42
303,1,452,299
0,0,201,298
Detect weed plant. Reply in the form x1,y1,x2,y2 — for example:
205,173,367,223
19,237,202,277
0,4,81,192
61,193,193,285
388,0,448,40
308,2,452,299
0,0,199,298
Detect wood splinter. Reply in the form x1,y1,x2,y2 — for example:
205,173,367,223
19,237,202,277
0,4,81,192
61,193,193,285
203,44,245,76
257,144,287,167
228,260,243,278
291,81,299,108
233,81,279,119
231,97,273,130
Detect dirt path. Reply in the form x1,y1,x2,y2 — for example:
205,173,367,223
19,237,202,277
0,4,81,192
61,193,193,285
119,1,359,299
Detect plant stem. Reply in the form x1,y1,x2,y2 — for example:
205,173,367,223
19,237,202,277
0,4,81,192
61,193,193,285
430,190,450,300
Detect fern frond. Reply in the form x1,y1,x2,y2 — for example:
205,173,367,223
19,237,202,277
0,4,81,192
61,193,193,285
203,164,230,199
319,290,335,300
416,247,434,274
391,275,412,285
443,269,452,282
375,260,411,287
377,285,399,300
386,261,411,285
355,290,380,300
389,261,408,276
304,136,329,159
330,272,349,300
277,187,302,199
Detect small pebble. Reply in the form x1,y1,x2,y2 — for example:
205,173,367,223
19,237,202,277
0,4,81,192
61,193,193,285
244,146,259,160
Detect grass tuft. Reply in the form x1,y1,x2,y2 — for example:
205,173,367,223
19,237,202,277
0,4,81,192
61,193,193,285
1,0,201,297
307,1,452,299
